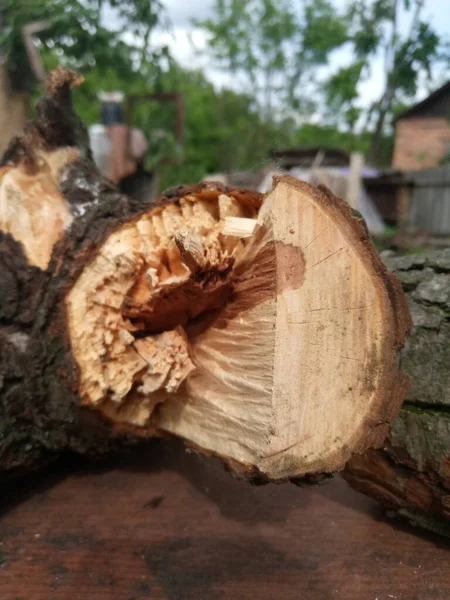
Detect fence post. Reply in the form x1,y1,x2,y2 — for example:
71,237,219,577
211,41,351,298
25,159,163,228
397,182,412,237
347,152,364,211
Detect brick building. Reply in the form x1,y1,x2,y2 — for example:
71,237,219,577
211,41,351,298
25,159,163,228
392,81,450,170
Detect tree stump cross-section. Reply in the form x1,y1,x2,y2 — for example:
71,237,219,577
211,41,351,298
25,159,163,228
0,68,411,483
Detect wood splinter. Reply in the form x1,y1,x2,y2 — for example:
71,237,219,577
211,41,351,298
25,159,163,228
174,229,206,272
0,67,411,483
221,217,257,239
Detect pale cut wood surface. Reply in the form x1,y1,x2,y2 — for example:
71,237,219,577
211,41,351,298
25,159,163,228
65,176,409,480
0,66,410,482
155,177,410,478
0,148,77,268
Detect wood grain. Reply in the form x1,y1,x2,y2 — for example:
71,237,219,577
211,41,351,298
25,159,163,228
1,440,450,600
0,68,411,481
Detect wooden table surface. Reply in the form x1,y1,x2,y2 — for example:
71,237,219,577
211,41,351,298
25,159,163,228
1,440,450,600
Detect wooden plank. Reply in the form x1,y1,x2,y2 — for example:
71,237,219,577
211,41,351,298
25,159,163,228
346,152,364,210
407,165,450,235
396,185,411,236
1,441,450,600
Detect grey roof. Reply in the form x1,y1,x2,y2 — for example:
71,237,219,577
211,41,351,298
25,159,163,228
395,81,450,121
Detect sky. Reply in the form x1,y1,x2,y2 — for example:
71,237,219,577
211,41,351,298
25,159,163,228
104,0,450,113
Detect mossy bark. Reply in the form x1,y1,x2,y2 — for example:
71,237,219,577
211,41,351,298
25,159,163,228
345,250,450,535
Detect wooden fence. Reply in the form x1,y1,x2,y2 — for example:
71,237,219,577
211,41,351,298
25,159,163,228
408,165,450,235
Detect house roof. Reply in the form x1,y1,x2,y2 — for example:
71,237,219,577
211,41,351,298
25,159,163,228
269,146,349,168
395,81,450,121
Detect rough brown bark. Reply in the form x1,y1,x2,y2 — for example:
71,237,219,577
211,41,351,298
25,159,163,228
0,68,411,483
0,159,252,478
0,158,152,478
345,250,450,536
0,66,30,157
0,68,164,477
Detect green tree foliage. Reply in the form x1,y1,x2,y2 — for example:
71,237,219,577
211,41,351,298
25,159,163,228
153,67,386,187
198,0,448,165
196,0,348,118
325,0,446,161
106,0,167,66
0,0,166,91
133,65,295,188
3,0,445,181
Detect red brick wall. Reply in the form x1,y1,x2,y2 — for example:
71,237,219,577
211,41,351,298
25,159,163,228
392,117,450,170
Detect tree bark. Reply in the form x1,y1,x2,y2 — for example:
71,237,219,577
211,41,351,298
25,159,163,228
0,66,30,158
345,250,450,536
0,68,411,483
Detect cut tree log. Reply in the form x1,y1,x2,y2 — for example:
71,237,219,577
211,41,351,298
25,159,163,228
0,68,411,482
344,250,450,536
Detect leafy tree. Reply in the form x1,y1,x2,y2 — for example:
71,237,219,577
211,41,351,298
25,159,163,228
196,0,348,118
325,0,447,163
1,0,420,184
105,0,167,69
156,65,294,188
1,0,167,86
39,55,293,188
3,0,293,187
0,0,167,154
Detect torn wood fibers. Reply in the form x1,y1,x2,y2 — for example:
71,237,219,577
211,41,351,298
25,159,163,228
0,68,410,484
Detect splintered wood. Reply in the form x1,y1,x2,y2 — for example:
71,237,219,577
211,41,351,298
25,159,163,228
0,148,78,269
65,178,410,480
66,190,259,428
0,66,410,482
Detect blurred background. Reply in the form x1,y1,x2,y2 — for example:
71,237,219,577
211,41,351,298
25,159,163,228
1,0,450,245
